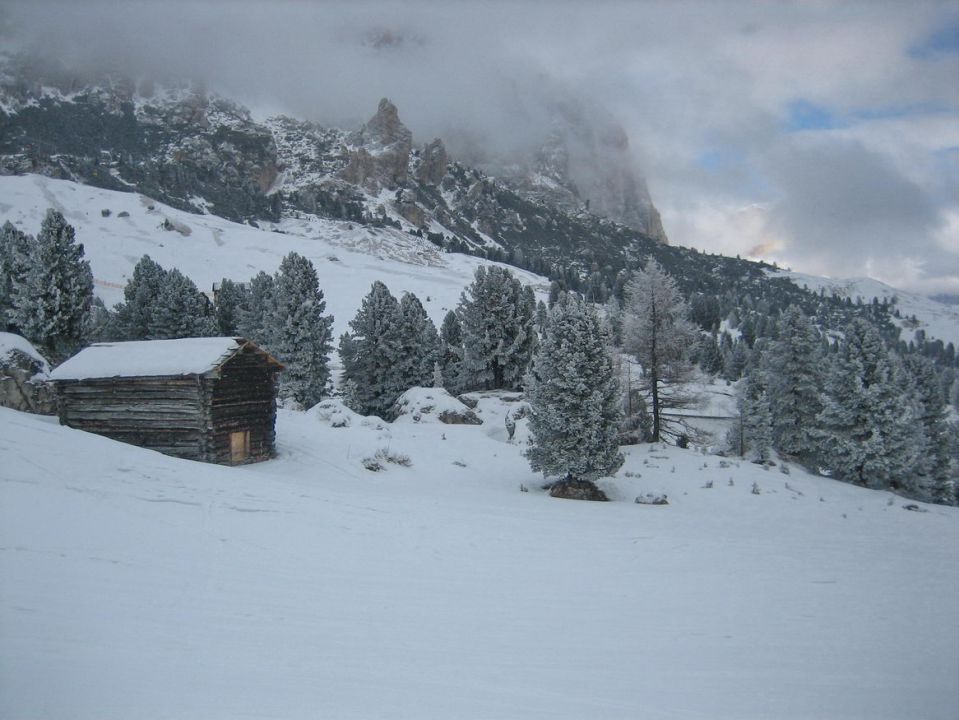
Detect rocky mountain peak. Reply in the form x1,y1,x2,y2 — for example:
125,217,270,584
341,97,414,191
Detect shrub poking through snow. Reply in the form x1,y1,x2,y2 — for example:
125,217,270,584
361,447,412,471
635,493,668,505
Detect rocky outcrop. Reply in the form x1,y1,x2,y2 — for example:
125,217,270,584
0,335,55,415
496,102,668,243
547,478,609,502
340,98,413,192
417,138,448,186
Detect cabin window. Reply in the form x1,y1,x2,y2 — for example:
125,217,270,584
230,430,251,464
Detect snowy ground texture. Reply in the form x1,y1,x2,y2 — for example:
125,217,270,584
3,397,958,720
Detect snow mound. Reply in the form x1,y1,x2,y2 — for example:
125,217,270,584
310,398,364,428
391,386,482,425
0,332,50,378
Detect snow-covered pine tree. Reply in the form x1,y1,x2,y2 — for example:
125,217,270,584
623,258,699,442
237,271,276,349
114,255,166,340
723,338,749,380
765,306,823,461
901,354,955,504
214,278,249,336
697,333,724,375
9,209,93,360
458,266,536,391
339,281,403,417
0,221,33,330
728,363,773,462
816,319,921,490
151,268,217,339
394,292,439,390
271,252,334,408
525,293,623,497
438,310,465,395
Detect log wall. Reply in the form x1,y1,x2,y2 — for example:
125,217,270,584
56,376,211,461
55,345,280,465
208,346,279,464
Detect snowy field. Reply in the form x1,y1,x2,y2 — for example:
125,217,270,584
3,397,958,720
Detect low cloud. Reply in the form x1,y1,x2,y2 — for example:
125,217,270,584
3,0,958,291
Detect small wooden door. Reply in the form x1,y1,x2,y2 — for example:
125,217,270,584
230,430,251,464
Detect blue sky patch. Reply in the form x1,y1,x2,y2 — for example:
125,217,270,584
784,100,844,132
909,23,959,59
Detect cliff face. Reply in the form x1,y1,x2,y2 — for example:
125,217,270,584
496,101,668,243
0,54,668,279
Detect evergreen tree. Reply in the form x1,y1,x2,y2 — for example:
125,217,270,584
339,281,403,417
723,339,749,380
728,364,773,462
0,221,33,330
272,252,334,408
623,258,699,442
114,255,166,340
816,319,921,490
152,268,217,339
237,271,276,349
525,294,623,490
115,257,215,341
9,209,93,360
902,354,955,504
698,333,724,375
394,292,439,390
215,278,249,336
438,310,466,394
82,296,117,344
765,306,823,460
458,266,536,391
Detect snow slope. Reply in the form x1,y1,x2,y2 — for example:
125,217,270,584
773,269,959,347
2,402,958,720
0,175,548,338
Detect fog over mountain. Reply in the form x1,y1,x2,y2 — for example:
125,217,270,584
3,0,958,292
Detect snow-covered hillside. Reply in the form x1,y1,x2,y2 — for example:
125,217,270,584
773,269,959,347
2,399,958,719
0,174,548,338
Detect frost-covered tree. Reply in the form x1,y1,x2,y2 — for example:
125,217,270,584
271,252,334,408
723,338,749,381
525,294,623,492
438,310,465,394
623,258,699,442
237,271,276,349
727,364,773,462
115,257,214,341
458,266,536,391
152,268,217,339
339,281,404,417
0,221,33,329
9,209,93,360
816,319,921,490
697,333,724,375
394,292,439,390
114,255,166,340
765,306,823,460
214,278,249,336
901,354,955,504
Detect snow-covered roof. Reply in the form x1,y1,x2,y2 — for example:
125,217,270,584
49,337,279,381
0,332,51,376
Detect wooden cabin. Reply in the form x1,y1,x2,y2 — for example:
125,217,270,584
49,337,283,465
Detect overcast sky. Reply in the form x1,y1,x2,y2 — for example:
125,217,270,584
4,0,959,293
